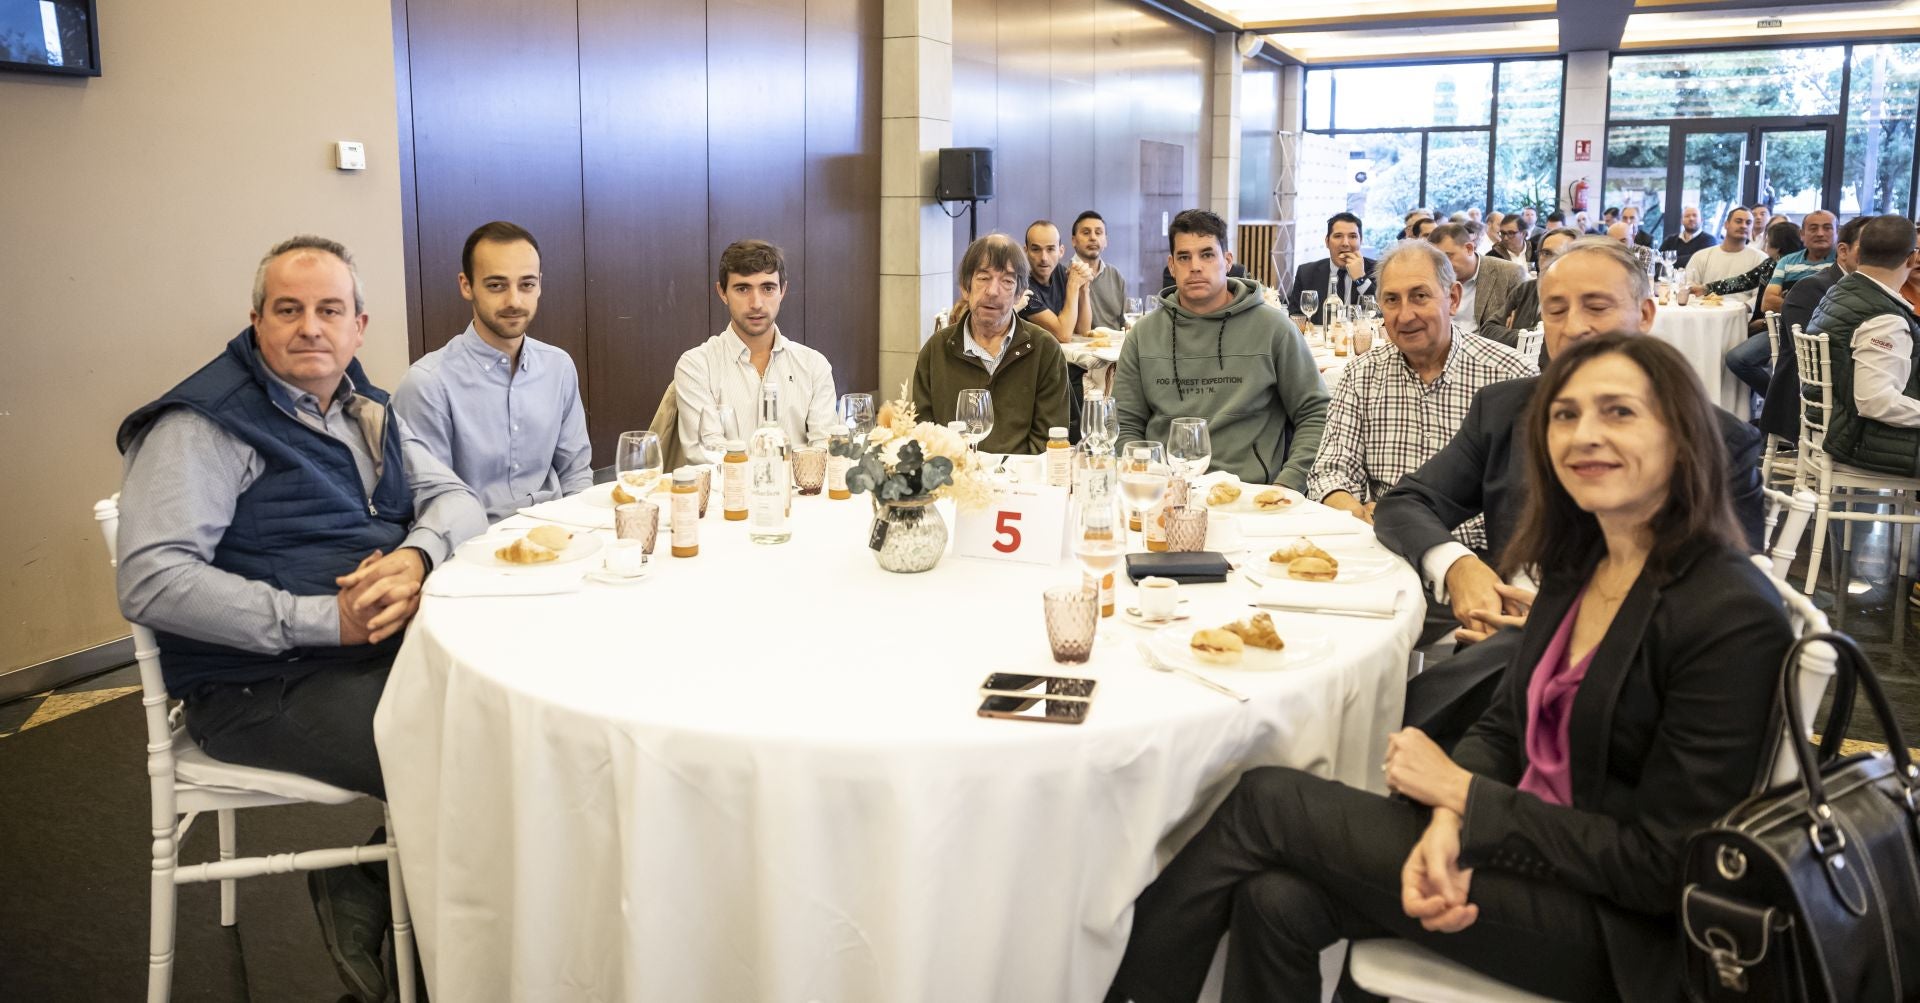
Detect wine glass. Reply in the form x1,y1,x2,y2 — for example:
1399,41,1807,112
956,388,994,456
615,430,664,496
1660,249,1678,279
838,393,875,444
1299,289,1320,338
1167,417,1212,485
1071,493,1126,612
1118,440,1171,548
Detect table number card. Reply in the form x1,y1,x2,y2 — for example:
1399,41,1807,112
953,483,1069,566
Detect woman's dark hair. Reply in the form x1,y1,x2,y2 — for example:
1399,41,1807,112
1764,220,1804,257
1499,332,1741,583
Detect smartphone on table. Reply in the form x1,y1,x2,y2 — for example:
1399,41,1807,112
977,673,1097,724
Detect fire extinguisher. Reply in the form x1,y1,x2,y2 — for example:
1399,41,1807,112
1567,178,1590,212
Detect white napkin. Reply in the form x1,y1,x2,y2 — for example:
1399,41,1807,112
1252,579,1402,617
423,567,585,598
1237,512,1369,538
517,486,618,530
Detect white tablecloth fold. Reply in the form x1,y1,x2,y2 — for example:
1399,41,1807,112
1253,579,1405,617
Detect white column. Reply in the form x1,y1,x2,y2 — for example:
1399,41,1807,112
1558,50,1610,218
879,0,955,398
1209,34,1244,247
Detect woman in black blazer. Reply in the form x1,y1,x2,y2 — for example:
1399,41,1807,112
1105,333,1794,1003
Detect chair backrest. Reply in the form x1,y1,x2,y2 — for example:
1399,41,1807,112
95,496,183,819
1790,324,1830,451
1763,311,1781,370
1750,554,1837,786
1515,324,1545,366
646,380,690,471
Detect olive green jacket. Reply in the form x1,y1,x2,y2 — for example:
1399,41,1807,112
911,312,1070,455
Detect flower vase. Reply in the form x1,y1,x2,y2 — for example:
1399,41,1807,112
871,497,947,573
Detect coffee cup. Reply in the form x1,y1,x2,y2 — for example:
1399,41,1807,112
1138,576,1180,619
604,539,648,577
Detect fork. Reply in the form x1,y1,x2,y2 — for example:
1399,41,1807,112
1136,642,1249,702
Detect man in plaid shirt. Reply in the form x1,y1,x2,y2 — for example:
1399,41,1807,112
1306,240,1536,542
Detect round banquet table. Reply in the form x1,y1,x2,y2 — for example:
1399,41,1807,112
374,481,1423,1002
1649,301,1752,419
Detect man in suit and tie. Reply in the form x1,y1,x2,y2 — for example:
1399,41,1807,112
1287,212,1376,327
1427,222,1525,347
1373,238,1765,749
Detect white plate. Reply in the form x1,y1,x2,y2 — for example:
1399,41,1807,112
1263,552,1400,584
455,530,604,569
1203,481,1307,516
582,476,670,509
1148,620,1333,672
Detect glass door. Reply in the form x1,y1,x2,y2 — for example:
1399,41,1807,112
1758,127,1830,215
1677,129,1751,233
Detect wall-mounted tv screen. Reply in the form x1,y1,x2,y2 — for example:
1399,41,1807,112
0,0,98,77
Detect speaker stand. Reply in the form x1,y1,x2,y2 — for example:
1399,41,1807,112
967,198,980,244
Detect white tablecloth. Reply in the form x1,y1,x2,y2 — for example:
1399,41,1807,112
1650,302,1752,419
374,490,1422,1002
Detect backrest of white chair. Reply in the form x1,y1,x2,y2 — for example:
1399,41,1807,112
95,496,181,821
1790,324,1830,450
1751,555,1836,786
1515,325,1544,365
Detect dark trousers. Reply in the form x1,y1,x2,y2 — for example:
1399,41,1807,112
183,657,392,800
1107,768,1615,1003
1402,628,1523,753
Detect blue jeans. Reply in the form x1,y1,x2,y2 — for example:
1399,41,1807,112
1726,330,1774,397
183,656,391,799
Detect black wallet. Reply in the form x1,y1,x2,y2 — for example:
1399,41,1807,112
1124,551,1232,584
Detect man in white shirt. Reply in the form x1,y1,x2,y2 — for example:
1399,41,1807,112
1821,215,1920,477
675,240,837,463
1684,207,1769,297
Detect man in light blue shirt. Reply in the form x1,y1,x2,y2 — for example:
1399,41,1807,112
395,222,594,521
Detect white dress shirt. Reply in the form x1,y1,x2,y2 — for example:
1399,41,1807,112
1849,273,1920,428
1686,245,1769,303
1452,270,1479,334
675,325,838,463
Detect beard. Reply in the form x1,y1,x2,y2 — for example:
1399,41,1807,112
479,309,531,341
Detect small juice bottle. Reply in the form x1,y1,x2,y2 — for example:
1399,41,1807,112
722,440,749,521
670,467,700,557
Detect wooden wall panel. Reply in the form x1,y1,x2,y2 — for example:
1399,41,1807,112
578,0,711,449
804,0,883,394
403,0,588,370
706,0,809,340
949,0,1211,300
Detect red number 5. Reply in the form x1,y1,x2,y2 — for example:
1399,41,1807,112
992,511,1022,553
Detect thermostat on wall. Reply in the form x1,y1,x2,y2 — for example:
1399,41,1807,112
335,141,367,171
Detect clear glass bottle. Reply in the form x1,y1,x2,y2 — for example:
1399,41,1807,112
747,383,792,544
825,424,853,500
722,439,749,520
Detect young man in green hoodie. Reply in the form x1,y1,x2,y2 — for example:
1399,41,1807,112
1114,209,1328,490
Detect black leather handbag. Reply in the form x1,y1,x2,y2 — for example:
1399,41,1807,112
1680,632,1920,1003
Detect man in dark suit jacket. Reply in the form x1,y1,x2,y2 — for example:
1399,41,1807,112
1288,211,1376,326
1759,214,1868,441
1374,238,1765,747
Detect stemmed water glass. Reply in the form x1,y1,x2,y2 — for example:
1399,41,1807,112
1299,289,1321,339
1167,417,1212,486
838,393,875,445
615,430,664,496
1118,440,1171,549
956,389,994,456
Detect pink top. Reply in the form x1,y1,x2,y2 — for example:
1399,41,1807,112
1517,592,1598,807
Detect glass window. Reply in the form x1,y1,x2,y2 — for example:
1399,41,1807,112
1425,131,1492,218
1342,132,1424,253
1604,124,1668,232
1494,60,1562,212
1306,70,1332,132
1679,130,1747,235
1319,63,1493,130
1843,43,1920,217
1608,48,1844,121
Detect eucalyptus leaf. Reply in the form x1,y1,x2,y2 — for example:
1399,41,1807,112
922,456,953,492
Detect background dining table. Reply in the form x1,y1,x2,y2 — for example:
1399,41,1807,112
374,473,1423,1002
1649,300,1753,418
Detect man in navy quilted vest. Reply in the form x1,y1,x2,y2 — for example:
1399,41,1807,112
115,234,485,1002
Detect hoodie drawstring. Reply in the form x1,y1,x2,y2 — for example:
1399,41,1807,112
1168,313,1230,403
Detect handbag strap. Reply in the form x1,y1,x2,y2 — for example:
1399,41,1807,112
1779,632,1918,832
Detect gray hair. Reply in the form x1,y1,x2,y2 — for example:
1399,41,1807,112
1548,237,1653,303
1374,238,1457,292
252,235,365,315
957,232,1030,297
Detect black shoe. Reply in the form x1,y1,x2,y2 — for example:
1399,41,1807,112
308,866,392,1003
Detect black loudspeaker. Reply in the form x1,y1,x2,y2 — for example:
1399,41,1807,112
937,147,994,202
